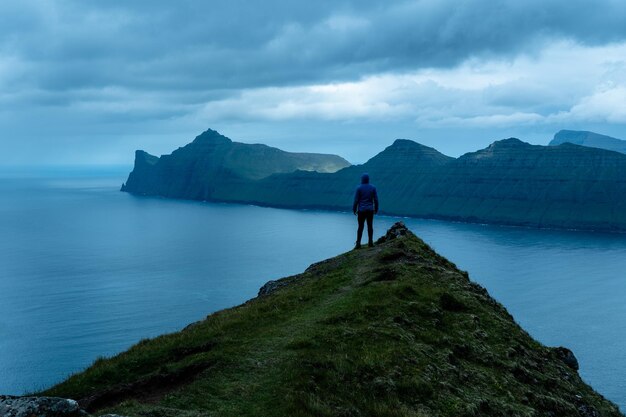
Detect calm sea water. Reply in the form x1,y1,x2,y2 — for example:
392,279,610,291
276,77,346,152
0,173,625,410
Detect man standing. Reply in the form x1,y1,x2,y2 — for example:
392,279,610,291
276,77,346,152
352,173,379,249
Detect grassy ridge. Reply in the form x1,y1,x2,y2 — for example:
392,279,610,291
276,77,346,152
44,223,623,417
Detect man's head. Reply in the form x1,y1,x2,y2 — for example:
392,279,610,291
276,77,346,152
361,173,370,184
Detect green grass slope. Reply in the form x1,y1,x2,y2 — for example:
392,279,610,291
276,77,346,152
44,224,622,417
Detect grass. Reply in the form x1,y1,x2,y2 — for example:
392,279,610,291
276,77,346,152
42,223,623,417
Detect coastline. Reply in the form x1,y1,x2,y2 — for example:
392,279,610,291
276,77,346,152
121,188,626,235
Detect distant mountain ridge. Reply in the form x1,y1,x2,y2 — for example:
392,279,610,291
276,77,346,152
550,130,626,154
122,129,626,232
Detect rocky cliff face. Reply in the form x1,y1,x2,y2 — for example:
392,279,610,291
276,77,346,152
121,128,350,199
40,223,623,416
550,130,626,154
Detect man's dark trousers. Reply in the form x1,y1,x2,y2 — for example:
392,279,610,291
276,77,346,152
357,210,374,245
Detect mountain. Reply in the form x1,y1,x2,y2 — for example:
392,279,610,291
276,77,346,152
121,128,350,199
122,129,626,231
209,139,454,211
231,138,626,231
411,138,626,230
41,223,622,417
550,130,626,154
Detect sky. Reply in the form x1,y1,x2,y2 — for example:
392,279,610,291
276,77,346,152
1,0,626,167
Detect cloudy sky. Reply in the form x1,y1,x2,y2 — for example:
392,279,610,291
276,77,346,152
1,0,626,167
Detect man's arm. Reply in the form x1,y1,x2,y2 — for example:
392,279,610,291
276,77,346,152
373,187,379,214
352,188,360,214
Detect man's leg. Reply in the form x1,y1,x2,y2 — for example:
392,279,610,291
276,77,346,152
356,212,366,248
366,211,374,246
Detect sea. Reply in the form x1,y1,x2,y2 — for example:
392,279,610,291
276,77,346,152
0,171,625,411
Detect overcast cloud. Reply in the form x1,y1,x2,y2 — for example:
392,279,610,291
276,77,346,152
1,0,626,166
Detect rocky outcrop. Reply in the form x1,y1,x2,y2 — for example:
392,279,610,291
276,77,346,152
258,279,287,296
0,396,84,417
0,396,131,417
554,346,580,371
376,221,410,243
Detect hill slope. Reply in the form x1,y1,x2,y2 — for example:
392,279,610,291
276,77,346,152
550,130,626,154
44,223,622,417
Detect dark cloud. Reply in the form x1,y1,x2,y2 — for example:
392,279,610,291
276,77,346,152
1,0,626,166
3,0,626,93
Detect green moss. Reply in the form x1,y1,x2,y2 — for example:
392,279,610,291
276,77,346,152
43,224,623,417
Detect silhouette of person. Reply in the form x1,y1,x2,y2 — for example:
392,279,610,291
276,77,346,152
353,173,379,248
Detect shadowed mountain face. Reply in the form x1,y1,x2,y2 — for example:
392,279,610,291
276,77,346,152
122,129,626,232
412,138,626,230
43,223,623,417
121,128,350,198
550,130,626,154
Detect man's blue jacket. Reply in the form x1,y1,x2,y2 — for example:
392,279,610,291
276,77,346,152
353,173,379,213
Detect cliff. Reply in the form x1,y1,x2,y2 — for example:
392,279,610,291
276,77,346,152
41,223,622,417
410,138,626,230
550,130,626,154
121,128,351,199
